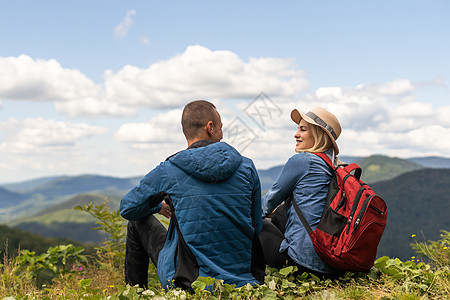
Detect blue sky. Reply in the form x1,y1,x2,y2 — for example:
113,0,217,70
0,1,449,182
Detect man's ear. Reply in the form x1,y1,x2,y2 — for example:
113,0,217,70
205,121,214,136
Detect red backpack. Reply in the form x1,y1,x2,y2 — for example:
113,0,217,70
290,152,388,272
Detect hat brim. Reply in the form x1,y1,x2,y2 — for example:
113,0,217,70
291,109,340,155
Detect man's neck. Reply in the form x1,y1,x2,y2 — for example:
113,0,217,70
187,136,211,147
187,140,217,149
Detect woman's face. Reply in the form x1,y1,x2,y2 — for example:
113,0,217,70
294,119,315,152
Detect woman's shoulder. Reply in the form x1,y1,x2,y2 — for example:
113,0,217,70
287,151,334,167
285,152,315,169
288,151,314,162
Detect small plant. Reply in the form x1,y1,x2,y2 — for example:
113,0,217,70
75,199,127,256
412,230,450,270
338,285,371,300
13,244,87,286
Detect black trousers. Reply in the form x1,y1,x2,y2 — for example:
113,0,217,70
259,219,338,279
125,214,167,288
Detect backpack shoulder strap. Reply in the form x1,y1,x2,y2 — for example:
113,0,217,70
287,194,313,234
312,152,334,169
314,152,363,180
290,152,333,234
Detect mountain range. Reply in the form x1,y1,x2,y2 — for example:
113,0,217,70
257,155,450,191
0,175,140,222
372,168,450,260
1,155,450,261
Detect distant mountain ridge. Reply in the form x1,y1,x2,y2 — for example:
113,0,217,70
408,156,450,168
339,155,450,168
0,187,25,208
11,194,116,243
2,176,70,193
357,155,422,183
3,174,139,196
257,155,450,191
0,175,139,222
1,155,450,221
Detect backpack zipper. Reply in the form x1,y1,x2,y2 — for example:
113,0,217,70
335,191,347,212
335,174,351,212
369,204,384,215
353,195,375,232
346,187,365,234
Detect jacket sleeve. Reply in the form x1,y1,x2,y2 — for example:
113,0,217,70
120,163,169,221
261,153,310,218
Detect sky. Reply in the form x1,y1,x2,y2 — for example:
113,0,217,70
0,0,449,183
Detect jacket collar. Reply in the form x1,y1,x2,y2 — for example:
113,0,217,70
166,140,217,161
187,140,217,149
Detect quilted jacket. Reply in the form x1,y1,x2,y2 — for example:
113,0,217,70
120,141,262,289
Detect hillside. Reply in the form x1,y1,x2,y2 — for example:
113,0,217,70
21,174,136,198
28,193,121,218
11,194,121,243
409,156,450,168
357,155,423,183
2,176,70,193
0,187,24,208
373,168,450,260
338,155,450,169
0,175,137,222
0,224,95,260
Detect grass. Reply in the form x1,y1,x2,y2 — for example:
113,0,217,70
1,201,449,299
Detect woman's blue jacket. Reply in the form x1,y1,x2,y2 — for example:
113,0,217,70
261,150,339,274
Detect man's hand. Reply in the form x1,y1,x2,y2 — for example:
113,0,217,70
158,200,171,218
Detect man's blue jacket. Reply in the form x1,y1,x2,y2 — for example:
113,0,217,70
120,141,262,289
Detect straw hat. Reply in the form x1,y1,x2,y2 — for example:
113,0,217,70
290,107,342,154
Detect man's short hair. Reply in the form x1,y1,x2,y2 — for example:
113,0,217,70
182,100,219,140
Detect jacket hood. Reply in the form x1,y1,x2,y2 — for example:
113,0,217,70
169,142,242,182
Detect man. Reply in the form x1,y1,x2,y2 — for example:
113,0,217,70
120,100,264,290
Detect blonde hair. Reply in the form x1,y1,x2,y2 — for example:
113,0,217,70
296,123,334,154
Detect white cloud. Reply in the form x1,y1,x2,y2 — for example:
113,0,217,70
0,55,100,102
337,124,450,159
295,79,450,159
437,106,450,127
404,125,450,153
104,45,308,108
223,78,450,167
54,97,137,118
0,46,308,117
114,109,184,146
0,118,107,154
357,79,415,97
114,10,136,39
305,79,434,131
0,55,137,118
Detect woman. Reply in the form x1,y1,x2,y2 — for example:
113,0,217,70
260,106,342,277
